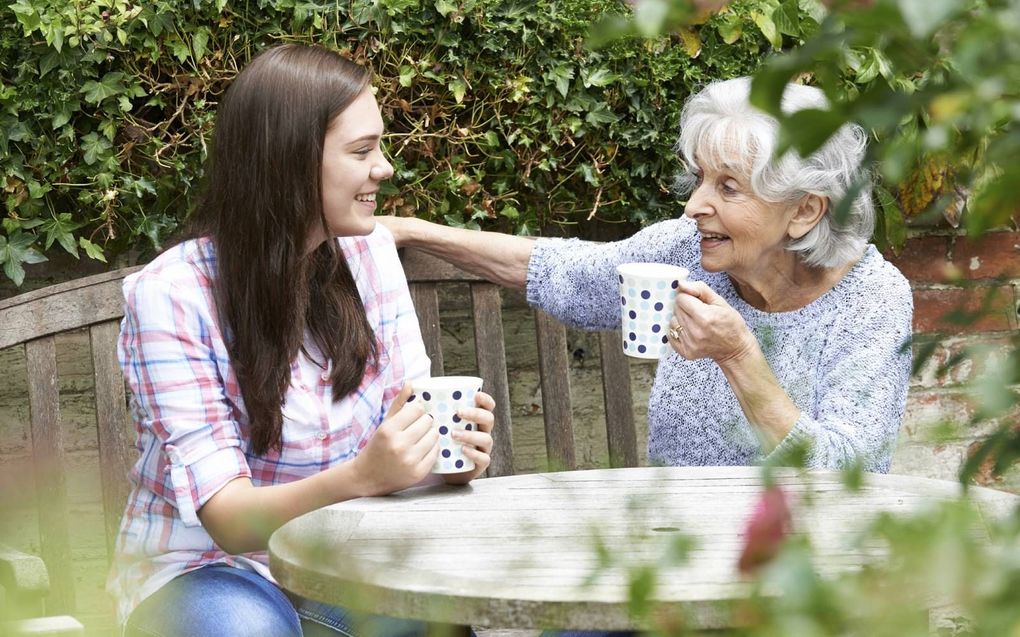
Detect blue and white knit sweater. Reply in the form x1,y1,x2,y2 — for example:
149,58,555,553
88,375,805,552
525,217,913,472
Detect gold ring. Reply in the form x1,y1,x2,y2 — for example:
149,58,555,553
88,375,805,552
668,325,684,340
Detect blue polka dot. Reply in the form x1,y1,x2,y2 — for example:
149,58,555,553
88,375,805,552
628,310,637,319
640,301,649,311
439,425,449,435
623,341,629,349
455,460,464,469
661,335,669,344
442,449,451,458
641,290,651,299
628,288,636,298
422,391,432,401
652,324,661,333
654,302,663,311
638,345,647,353
656,281,667,289
452,390,462,400
671,280,679,289
465,423,473,431
437,402,449,413
619,275,624,284
628,332,636,341
621,296,626,305
407,394,416,402
452,414,461,423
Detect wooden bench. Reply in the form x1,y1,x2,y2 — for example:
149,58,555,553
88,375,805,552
0,249,639,635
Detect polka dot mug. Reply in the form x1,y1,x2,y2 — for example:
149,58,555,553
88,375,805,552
616,262,689,359
407,376,484,474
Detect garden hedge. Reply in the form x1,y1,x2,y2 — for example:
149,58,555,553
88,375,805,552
0,0,830,285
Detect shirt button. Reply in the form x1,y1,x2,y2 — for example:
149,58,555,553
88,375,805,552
316,431,328,441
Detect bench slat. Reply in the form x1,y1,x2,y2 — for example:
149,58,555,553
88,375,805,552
470,284,514,476
533,310,576,470
89,322,133,559
24,337,75,615
0,269,137,349
408,283,445,377
598,332,638,468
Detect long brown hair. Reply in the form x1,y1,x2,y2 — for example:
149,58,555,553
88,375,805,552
189,44,378,455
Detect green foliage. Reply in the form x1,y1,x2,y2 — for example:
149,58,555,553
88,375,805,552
0,0,802,283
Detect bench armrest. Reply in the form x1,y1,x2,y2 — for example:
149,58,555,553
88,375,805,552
0,545,50,596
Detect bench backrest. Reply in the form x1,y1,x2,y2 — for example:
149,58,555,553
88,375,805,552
0,249,638,622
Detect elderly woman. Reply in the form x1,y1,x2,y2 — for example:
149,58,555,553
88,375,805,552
381,77,912,472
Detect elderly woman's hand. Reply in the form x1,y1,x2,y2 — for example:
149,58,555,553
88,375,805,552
668,280,758,364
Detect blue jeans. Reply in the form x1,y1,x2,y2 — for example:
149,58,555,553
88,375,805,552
124,563,432,637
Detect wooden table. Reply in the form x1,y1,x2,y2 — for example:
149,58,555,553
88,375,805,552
268,467,1018,631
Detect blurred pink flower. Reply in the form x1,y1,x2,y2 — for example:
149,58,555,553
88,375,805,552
737,485,792,574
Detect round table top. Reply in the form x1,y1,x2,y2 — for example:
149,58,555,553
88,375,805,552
268,466,1018,630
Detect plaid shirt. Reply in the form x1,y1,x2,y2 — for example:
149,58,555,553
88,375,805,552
106,226,429,623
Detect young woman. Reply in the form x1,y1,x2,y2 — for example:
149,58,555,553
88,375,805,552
107,44,496,637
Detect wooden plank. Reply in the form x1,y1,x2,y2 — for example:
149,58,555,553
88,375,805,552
24,337,75,615
88,322,133,559
470,284,514,477
408,283,445,377
597,331,638,468
401,249,484,283
533,310,575,471
0,267,138,349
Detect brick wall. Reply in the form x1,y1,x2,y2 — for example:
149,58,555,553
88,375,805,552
884,228,1020,492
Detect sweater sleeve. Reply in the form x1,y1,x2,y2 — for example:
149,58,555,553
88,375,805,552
766,273,914,473
525,218,698,331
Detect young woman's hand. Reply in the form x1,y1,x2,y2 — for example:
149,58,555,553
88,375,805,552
351,385,440,496
442,391,496,485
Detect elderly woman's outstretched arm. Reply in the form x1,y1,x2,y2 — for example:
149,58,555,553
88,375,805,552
378,216,535,289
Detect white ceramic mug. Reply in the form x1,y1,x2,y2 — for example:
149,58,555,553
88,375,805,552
616,262,689,359
407,376,484,473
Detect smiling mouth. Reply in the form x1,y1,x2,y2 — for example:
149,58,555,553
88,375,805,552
700,231,729,242
354,193,377,203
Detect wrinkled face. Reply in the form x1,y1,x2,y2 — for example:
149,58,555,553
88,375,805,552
319,89,394,239
682,160,799,279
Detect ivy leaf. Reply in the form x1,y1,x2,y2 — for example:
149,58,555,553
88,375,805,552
82,72,127,105
0,231,48,287
752,11,783,49
10,0,41,34
717,15,743,44
798,0,827,24
584,105,620,126
448,78,467,104
51,107,73,129
873,185,905,253
40,213,84,256
583,68,622,88
678,29,701,59
192,29,210,61
774,0,801,37
79,237,108,263
434,0,457,17
398,65,415,87
81,132,113,165
547,65,574,98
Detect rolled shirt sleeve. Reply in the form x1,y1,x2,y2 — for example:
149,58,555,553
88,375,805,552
120,272,251,527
